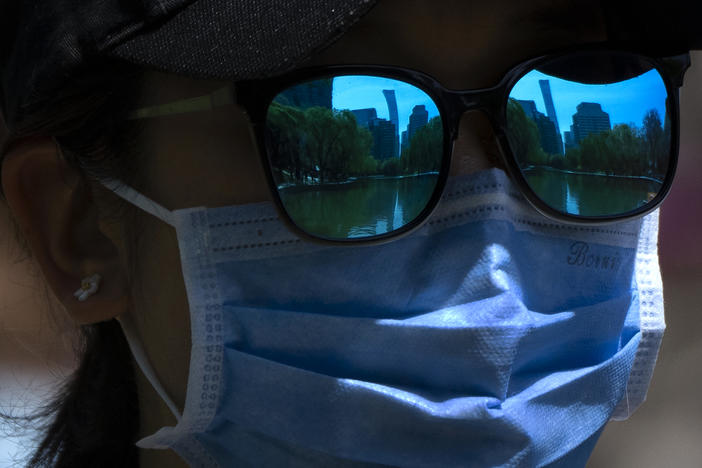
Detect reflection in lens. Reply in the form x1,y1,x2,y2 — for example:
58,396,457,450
266,75,443,239
506,53,670,217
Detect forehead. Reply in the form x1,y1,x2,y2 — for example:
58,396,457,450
305,0,606,89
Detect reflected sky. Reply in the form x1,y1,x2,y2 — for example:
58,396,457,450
329,70,667,147
332,76,440,134
509,69,668,139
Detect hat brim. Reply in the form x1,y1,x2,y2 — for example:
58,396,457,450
109,0,378,81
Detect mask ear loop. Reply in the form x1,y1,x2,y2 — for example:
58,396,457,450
116,312,183,423
100,177,177,227
98,176,182,421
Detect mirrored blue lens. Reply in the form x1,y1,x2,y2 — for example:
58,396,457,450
266,75,443,240
507,53,671,217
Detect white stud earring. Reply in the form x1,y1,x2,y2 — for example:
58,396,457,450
73,273,102,302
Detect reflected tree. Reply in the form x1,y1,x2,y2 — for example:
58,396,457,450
642,109,667,175
267,102,374,184
266,102,306,182
401,116,443,174
506,98,549,167
507,96,669,180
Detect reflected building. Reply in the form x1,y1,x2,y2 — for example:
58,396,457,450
517,100,539,120
516,99,562,156
407,105,429,143
368,118,397,161
401,130,408,154
351,108,378,129
277,78,332,109
515,99,544,120
571,102,611,143
538,80,563,154
383,90,400,158
564,130,576,150
351,107,396,160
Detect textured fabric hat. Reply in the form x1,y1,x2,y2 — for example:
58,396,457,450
1,0,701,134
0,0,378,132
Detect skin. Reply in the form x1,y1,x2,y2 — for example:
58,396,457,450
1,0,606,466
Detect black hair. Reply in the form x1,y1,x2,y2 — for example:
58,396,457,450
0,57,145,467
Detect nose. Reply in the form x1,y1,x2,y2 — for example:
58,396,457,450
448,111,506,177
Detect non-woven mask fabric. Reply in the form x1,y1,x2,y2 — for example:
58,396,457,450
108,168,664,468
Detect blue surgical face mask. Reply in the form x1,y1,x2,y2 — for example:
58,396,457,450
106,168,664,468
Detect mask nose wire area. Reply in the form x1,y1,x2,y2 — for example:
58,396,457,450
449,110,507,177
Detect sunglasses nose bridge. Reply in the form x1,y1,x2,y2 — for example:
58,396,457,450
443,89,503,140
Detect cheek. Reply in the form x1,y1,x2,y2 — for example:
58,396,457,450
196,136,271,206
143,105,272,208
200,106,272,205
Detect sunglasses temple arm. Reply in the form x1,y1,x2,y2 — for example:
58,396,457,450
126,85,236,120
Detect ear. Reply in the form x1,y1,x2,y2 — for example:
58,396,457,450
1,137,129,325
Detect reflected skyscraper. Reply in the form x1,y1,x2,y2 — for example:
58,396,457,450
516,99,562,156
368,118,396,161
516,100,539,120
383,89,400,158
539,80,563,154
571,102,611,143
408,105,429,143
351,108,378,129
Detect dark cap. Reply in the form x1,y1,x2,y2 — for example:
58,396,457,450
1,0,701,134
0,0,377,131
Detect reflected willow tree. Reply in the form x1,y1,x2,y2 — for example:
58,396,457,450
266,102,306,183
266,102,444,239
267,102,375,185
401,116,443,174
267,102,443,185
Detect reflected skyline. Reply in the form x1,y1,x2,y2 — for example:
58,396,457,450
267,66,669,233
509,69,667,144
332,75,440,144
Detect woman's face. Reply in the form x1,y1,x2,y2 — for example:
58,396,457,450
133,0,607,211
119,0,607,456
5,1,609,466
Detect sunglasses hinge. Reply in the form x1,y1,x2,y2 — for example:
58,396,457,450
659,53,691,88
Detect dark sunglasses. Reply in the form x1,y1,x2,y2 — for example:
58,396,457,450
129,45,691,245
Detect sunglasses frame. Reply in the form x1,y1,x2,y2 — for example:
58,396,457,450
235,44,691,245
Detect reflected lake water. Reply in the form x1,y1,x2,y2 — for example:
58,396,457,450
278,174,439,239
524,167,662,216
277,168,659,239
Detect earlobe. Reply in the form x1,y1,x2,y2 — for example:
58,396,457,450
1,136,129,324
